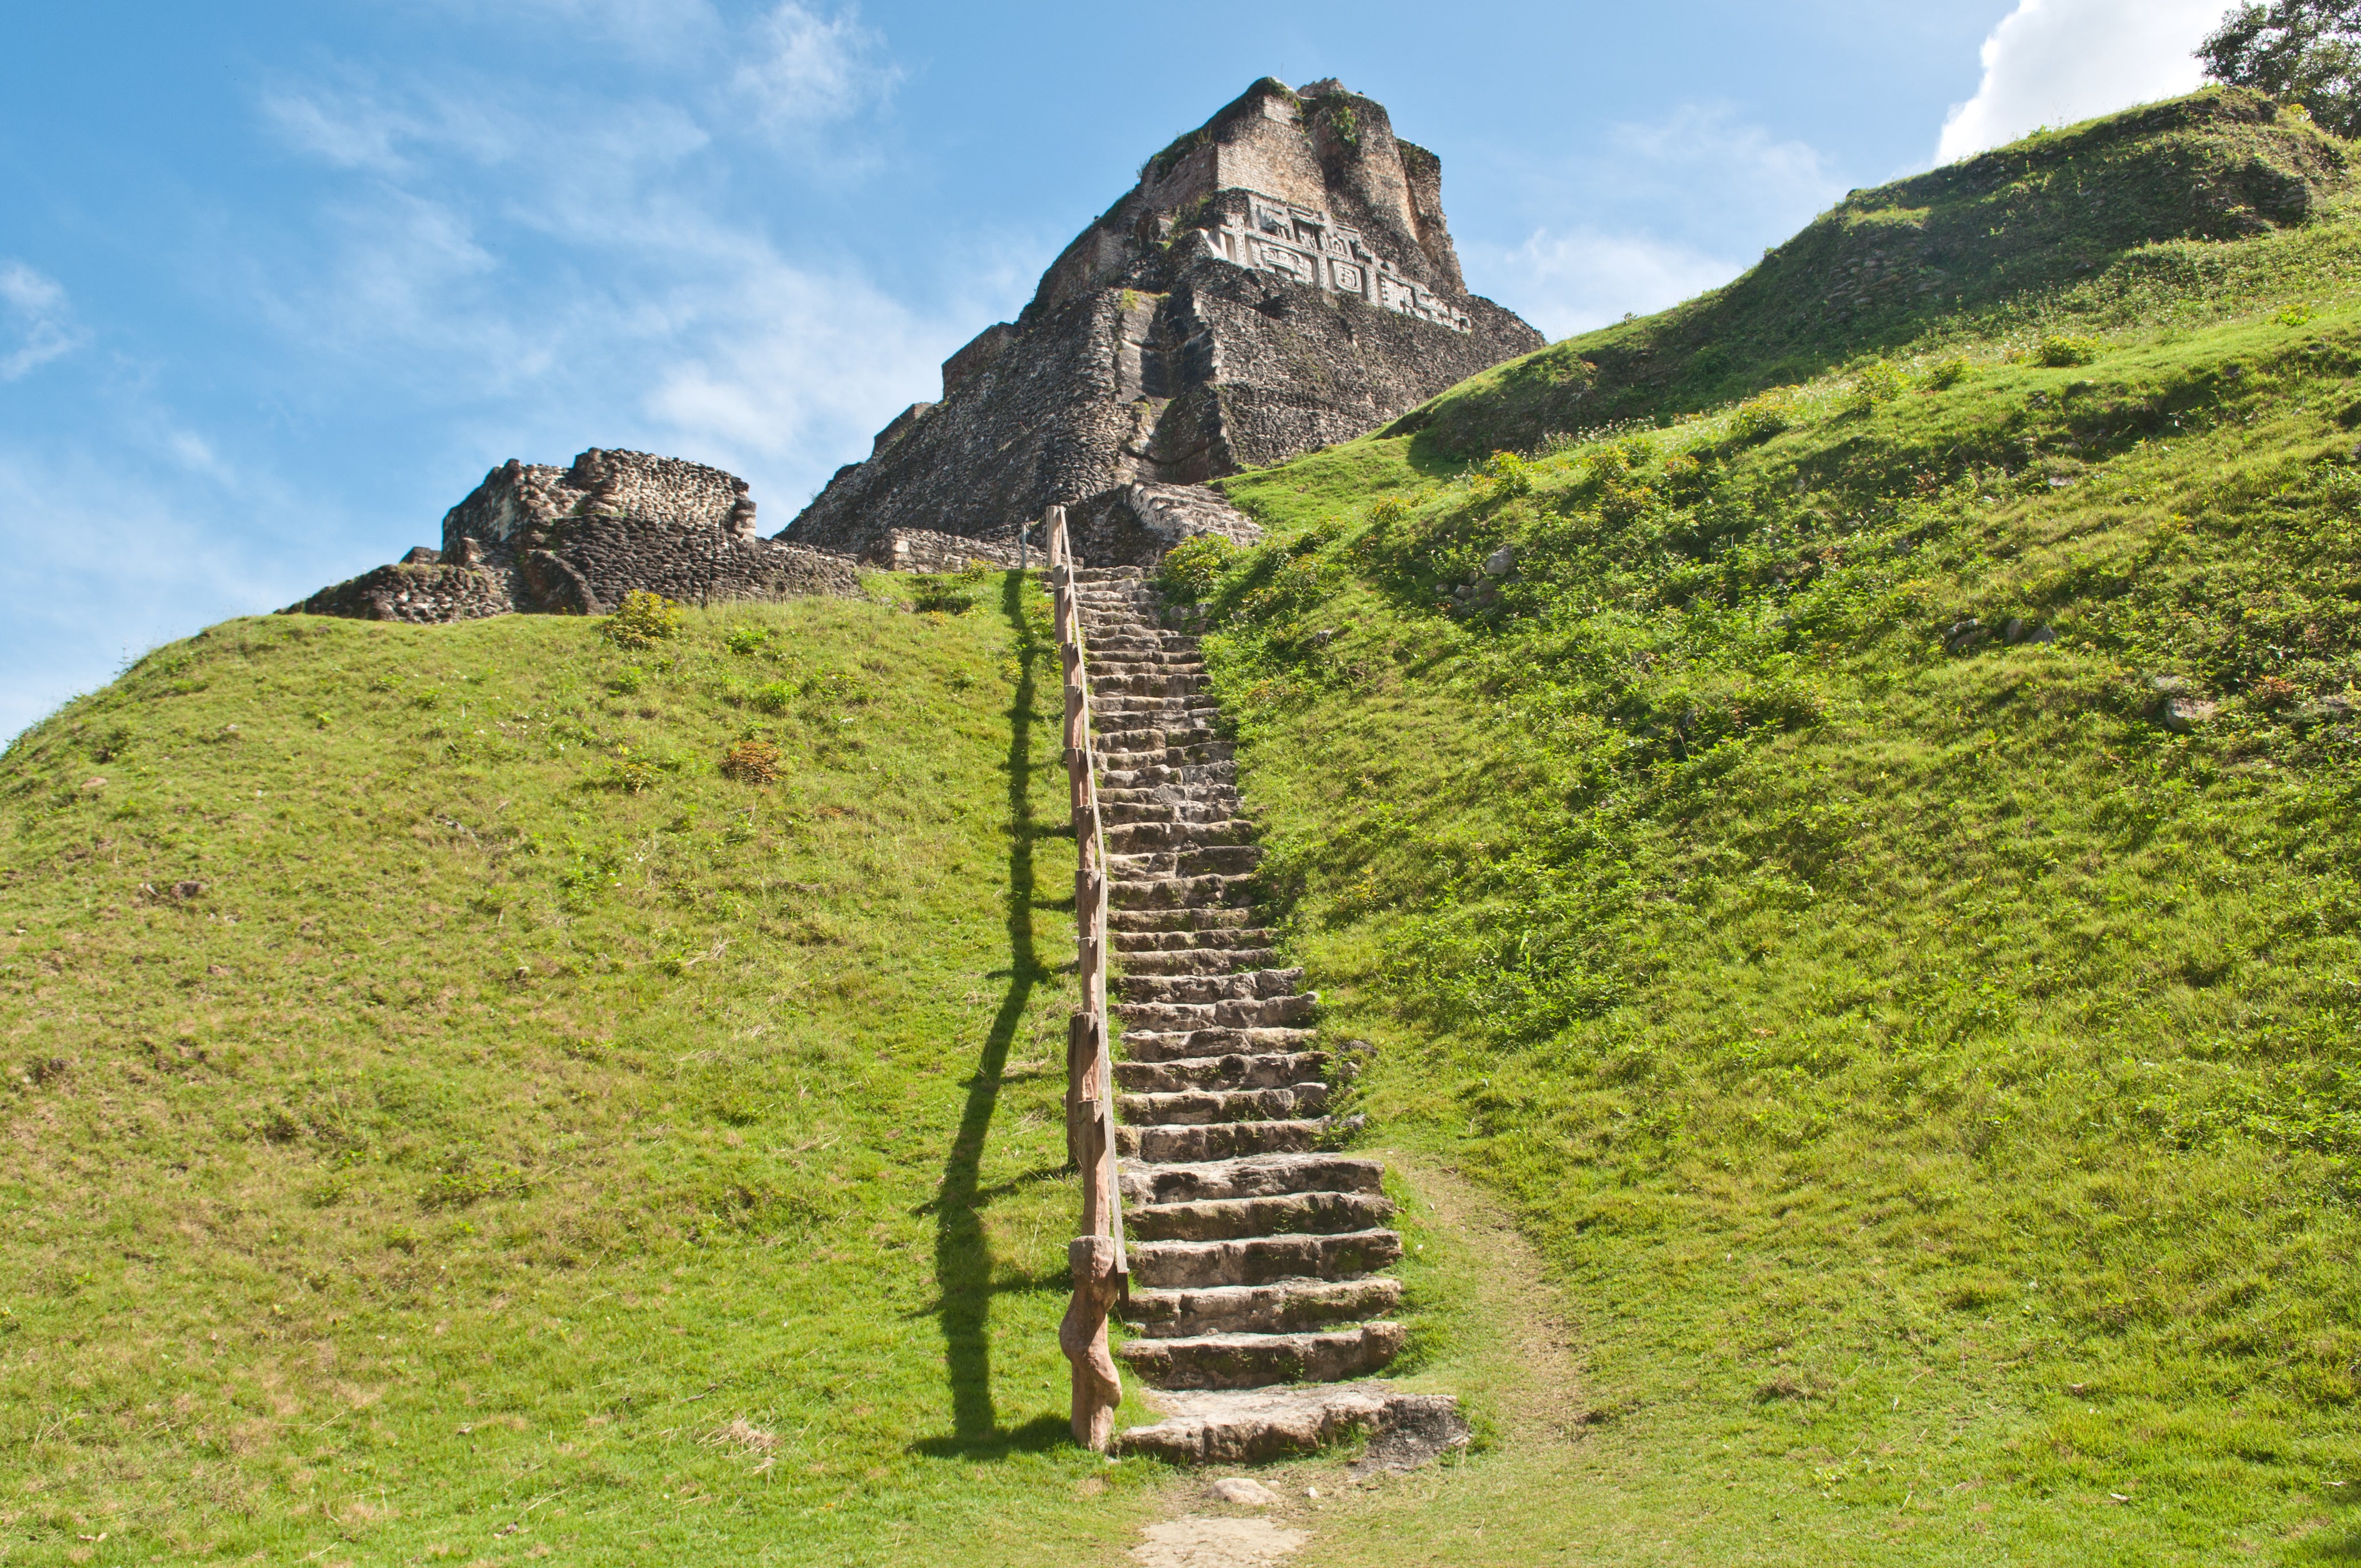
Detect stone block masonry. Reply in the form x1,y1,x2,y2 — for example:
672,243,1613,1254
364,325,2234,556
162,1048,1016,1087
783,78,1542,566
286,448,859,625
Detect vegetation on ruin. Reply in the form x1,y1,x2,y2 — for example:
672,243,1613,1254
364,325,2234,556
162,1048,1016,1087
1183,98,2361,1561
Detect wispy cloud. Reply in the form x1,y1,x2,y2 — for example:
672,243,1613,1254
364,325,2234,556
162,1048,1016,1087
734,2,901,131
0,262,85,379
1468,106,1845,339
1937,0,2219,163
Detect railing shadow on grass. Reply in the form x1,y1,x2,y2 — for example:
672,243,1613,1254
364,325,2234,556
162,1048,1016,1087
913,568,1063,1461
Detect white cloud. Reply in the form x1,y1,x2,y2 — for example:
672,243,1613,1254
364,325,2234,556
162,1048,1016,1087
1938,0,2224,163
733,2,901,131
1468,106,1845,339
0,261,85,379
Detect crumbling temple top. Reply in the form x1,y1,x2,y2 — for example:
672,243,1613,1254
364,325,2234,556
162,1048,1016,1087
783,78,1543,563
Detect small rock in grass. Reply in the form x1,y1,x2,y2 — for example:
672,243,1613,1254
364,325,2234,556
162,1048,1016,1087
1208,1477,1283,1506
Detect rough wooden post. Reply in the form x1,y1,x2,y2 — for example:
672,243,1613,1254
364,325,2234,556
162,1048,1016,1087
1061,1234,1123,1451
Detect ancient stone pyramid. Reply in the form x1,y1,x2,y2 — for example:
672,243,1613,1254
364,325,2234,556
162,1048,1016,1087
784,78,1542,565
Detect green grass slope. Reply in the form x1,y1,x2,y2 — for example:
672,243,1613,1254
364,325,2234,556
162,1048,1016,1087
0,579,1175,1565
1394,87,2354,456
1183,98,2361,1565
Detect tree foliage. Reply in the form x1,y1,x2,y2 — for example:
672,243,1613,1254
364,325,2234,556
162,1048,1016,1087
2200,1,2361,136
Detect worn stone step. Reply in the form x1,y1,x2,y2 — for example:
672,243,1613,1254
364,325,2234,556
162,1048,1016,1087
1101,800,1236,829
1113,1385,1464,1467
1118,1324,1406,1390
1116,968,1304,1005
1105,820,1253,855
1125,1189,1393,1244
1099,743,1236,773
1125,1228,1403,1289
1118,1082,1329,1125
1093,721,1222,747
1116,945,1280,976
1107,907,1259,935
1113,1050,1326,1094
1107,873,1253,912
1117,1026,1316,1062
1102,762,1238,791
1101,783,1239,809
1116,994,1318,1031
1123,1276,1405,1340
1092,673,1206,699
1109,844,1260,880
1116,1118,1324,1162
1120,1153,1385,1206
1111,928,1278,954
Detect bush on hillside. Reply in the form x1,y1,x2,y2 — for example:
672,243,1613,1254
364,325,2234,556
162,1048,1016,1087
1727,390,1795,443
1159,534,1240,600
1922,356,1970,391
602,589,683,650
1841,359,1910,414
2037,334,2102,367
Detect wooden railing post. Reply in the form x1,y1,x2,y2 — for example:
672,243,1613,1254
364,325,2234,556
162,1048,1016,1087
1048,502,1129,1450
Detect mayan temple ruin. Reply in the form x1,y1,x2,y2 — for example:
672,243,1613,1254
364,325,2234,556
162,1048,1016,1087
783,77,1542,565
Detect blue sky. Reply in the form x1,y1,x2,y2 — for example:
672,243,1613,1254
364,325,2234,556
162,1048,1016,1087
0,0,2227,737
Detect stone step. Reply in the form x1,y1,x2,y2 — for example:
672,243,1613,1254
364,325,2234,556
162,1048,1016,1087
1116,967,1302,1005
1107,873,1253,912
1113,1050,1327,1094
1117,1324,1406,1390
1125,1189,1393,1244
1102,763,1238,791
1118,1081,1329,1125
1116,1118,1324,1162
1117,1026,1316,1062
1116,945,1280,975
1116,994,1318,1031
1111,928,1278,954
1125,1228,1403,1289
1119,1153,1385,1206
1104,820,1253,855
1093,673,1206,698
1108,907,1259,934
1124,1276,1403,1340
1093,721,1222,747
1113,1385,1465,1467
1098,743,1236,772
1108,844,1260,880
1100,782,1239,808
1101,800,1236,828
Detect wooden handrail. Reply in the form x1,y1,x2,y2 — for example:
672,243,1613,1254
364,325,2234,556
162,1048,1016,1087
1047,503,1129,1451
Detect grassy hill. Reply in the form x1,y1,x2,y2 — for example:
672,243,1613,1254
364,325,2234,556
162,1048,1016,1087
1177,91,2361,1565
12,85,2361,1568
0,579,1187,1563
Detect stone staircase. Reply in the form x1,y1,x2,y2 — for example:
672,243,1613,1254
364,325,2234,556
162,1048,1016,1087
1072,566,1456,1466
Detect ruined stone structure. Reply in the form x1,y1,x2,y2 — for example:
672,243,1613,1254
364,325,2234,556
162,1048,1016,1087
784,78,1542,562
287,448,860,623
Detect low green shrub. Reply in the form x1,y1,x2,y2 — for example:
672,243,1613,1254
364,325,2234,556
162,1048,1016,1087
2037,333,2102,367
1159,534,1240,600
602,589,683,650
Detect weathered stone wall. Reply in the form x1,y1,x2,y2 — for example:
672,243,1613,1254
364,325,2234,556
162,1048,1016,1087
440,448,756,556
284,563,516,624
864,529,1028,572
288,448,857,626
781,78,1542,567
